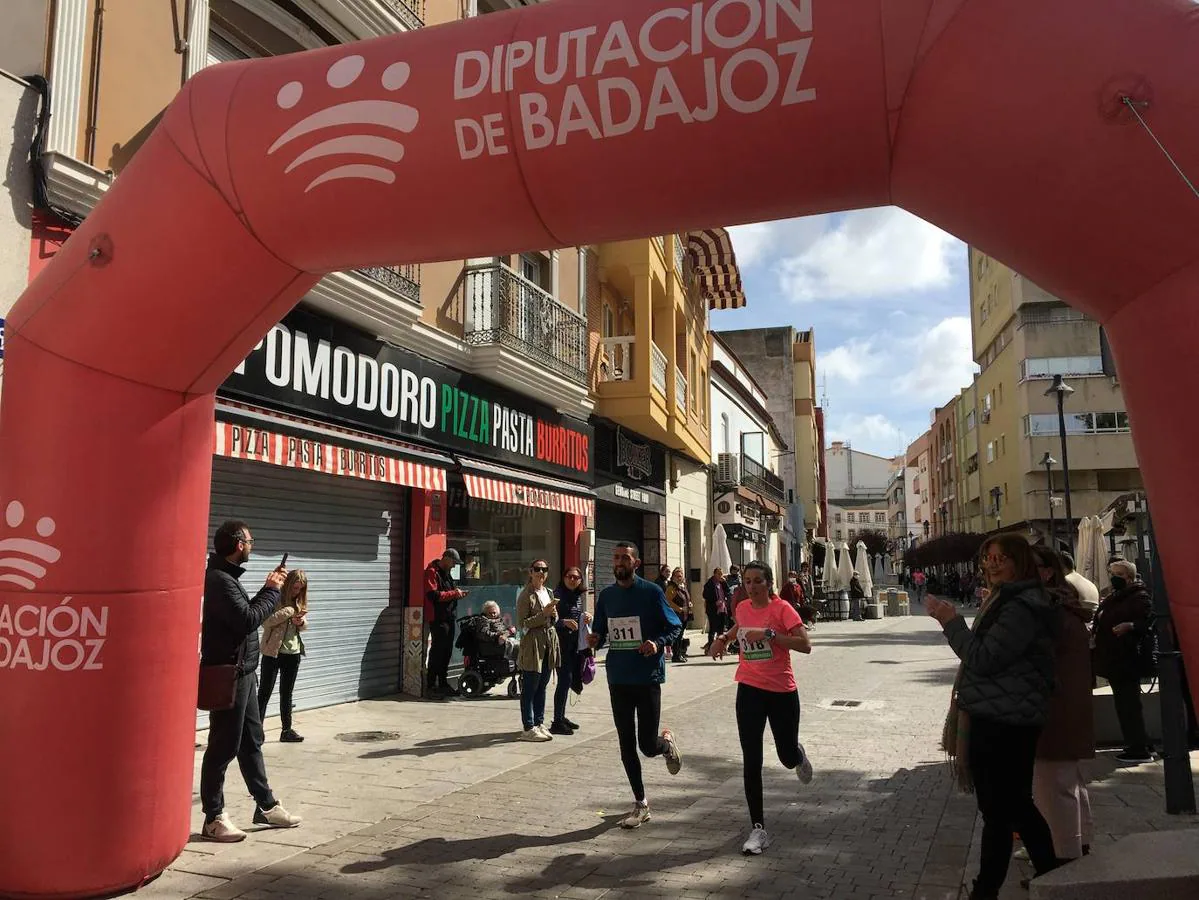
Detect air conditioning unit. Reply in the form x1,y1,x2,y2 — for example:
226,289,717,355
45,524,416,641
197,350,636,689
716,452,740,485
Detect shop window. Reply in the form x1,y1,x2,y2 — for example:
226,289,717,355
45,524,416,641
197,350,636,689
445,481,563,658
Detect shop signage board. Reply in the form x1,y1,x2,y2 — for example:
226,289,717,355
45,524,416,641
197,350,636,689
220,307,593,482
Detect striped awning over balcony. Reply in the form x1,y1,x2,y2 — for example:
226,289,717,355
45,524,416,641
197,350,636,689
686,228,746,310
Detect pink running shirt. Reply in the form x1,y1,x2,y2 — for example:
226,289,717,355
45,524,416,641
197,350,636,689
733,596,804,694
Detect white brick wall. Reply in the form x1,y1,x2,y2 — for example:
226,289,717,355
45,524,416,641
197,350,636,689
665,457,710,603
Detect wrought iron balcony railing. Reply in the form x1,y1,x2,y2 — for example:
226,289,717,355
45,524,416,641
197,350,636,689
464,263,588,384
381,0,425,30
741,453,786,505
357,264,421,305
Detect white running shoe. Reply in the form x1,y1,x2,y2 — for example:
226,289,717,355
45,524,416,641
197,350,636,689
253,804,302,829
742,826,772,855
535,725,554,740
520,727,551,742
620,802,651,829
201,814,247,843
660,729,683,775
796,743,813,784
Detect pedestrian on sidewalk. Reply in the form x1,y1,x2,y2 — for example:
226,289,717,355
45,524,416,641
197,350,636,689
926,533,1061,900
848,571,867,621
516,559,561,742
665,568,692,662
199,520,302,842
1092,559,1156,764
702,567,729,653
1030,546,1095,862
549,566,589,736
425,549,468,699
588,542,683,829
708,560,814,856
258,569,309,744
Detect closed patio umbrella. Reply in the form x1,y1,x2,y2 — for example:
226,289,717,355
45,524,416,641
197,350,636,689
854,541,873,596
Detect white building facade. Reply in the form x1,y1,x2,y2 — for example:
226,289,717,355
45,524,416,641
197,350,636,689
710,337,788,576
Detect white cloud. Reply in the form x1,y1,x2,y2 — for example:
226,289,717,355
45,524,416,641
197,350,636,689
896,317,978,402
775,208,961,302
820,338,882,385
826,413,907,457
727,216,830,270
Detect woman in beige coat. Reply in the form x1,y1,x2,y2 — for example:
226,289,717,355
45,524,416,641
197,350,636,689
516,559,561,742
259,570,308,743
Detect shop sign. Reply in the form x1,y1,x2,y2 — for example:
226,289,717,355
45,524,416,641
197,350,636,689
615,429,652,481
594,421,665,487
715,493,760,529
220,307,593,482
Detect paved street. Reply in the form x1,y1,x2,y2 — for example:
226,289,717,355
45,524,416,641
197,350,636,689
146,612,1197,900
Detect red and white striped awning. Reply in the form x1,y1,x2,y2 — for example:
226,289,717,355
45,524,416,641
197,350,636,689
686,228,747,310
463,473,595,518
214,409,446,491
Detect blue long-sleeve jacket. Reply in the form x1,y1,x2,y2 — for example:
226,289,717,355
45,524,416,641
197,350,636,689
592,576,682,685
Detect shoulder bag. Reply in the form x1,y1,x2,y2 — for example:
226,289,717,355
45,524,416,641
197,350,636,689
197,641,245,712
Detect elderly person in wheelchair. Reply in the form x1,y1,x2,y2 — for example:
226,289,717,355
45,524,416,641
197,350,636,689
473,600,519,661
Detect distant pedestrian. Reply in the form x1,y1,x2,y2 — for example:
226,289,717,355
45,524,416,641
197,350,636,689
199,521,301,842
425,549,468,699
702,568,729,652
665,568,693,662
258,569,309,743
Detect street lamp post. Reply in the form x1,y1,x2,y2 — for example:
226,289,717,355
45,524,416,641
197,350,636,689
1040,451,1057,551
1045,375,1075,554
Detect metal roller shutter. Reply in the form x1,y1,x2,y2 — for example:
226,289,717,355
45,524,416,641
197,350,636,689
594,504,646,594
201,457,406,728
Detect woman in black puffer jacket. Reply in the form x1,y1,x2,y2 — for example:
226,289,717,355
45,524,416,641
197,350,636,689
925,533,1061,900
1092,559,1155,763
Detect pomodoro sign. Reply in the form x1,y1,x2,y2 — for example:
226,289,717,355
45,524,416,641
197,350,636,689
219,307,592,481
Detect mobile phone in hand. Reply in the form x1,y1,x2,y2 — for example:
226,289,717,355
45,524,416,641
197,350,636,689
279,552,289,570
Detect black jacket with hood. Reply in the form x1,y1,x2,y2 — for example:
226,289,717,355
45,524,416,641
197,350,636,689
942,579,1059,727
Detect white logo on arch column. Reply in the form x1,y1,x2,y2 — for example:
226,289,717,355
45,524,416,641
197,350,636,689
268,55,420,193
0,500,61,590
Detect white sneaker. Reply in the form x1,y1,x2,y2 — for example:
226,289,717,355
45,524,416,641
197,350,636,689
535,725,554,740
1014,846,1030,861
520,727,551,742
620,802,651,829
660,729,683,775
742,825,772,855
253,804,302,829
796,743,813,784
201,814,247,842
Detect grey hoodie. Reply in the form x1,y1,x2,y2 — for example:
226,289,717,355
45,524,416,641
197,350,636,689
943,579,1058,728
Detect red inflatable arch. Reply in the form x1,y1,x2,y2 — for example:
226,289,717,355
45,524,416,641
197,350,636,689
2,0,1197,895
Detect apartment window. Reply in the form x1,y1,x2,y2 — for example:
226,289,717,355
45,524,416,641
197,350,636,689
690,350,698,411
965,410,976,432
1021,356,1105,380
845,512,855,523
834,513,842,523
848,529,857,539
982,393,993,414
602,305,615,338
986,441,995,463
520,252,550,290
835,529,842,540
720,414,730,454
1024,412,1131,436
874,512,885,524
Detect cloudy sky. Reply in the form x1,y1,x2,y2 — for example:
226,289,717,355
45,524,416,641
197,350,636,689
711,208,978,459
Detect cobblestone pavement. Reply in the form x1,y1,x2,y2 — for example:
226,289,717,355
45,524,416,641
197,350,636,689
144,612,1196,900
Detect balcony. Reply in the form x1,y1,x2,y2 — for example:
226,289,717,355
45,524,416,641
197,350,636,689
741,454,786,505
358,264,420,306
674,369,688,421
651,343,668,395
464,263,588,385
381,0,425,29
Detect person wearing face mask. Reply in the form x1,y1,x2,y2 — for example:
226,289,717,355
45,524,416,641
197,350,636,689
1092,559,1155,764
549,567,591,735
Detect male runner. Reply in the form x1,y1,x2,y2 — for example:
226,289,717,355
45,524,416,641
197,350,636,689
589,541,683,828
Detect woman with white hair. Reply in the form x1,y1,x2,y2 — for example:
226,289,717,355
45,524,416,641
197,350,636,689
1093,559,1156,764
